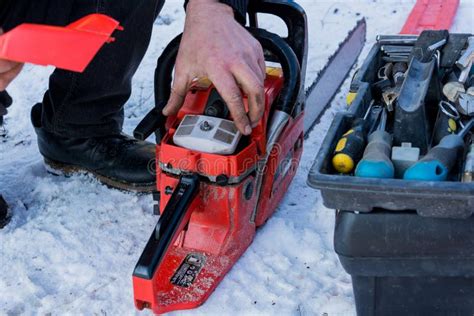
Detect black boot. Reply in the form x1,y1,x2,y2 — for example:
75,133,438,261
31,103,157,192
0,195,10,229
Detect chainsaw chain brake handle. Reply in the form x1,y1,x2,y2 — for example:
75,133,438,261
133,0,303,142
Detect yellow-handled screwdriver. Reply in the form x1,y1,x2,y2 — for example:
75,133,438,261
332,101,375,174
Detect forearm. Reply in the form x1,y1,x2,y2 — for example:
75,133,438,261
184,0,249,24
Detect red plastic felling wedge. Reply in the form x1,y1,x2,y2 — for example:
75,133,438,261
0,14,122,72
401,0,460,34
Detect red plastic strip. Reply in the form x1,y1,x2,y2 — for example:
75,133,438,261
0,14,121,72
401,0,460,34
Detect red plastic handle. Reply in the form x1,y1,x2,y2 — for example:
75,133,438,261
0,14,122,72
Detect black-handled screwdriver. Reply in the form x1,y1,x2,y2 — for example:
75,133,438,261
332,101,374,174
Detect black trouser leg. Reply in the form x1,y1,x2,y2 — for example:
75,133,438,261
43,0,165,138
1,0,165,138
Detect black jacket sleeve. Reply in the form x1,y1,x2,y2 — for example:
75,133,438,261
184,0,249,24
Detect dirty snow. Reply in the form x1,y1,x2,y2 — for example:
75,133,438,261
1,1,473,315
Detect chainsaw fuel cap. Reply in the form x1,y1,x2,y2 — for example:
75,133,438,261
173,115,242,155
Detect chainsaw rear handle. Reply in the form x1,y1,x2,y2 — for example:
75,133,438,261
134,28,301,141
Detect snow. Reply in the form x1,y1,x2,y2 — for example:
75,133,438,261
1,1,473,315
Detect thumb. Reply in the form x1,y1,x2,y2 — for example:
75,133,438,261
162,74,189,116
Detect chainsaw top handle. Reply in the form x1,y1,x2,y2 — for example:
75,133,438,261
134,27,302,142
248,0,308,84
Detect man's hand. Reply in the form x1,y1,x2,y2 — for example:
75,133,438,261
0,30,23,91
163,0,266,135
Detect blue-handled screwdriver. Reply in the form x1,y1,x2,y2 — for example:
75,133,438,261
355,108,395,178
404,118,474,181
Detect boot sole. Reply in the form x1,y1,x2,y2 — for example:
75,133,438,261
44,158,156,193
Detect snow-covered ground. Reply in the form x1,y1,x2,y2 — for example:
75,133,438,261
1,1,473,315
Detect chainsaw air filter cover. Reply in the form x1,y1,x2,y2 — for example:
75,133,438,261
173,115,242,155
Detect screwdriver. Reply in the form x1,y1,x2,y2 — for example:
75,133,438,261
332,101,374,174
404,118,474,181
355,108,395,178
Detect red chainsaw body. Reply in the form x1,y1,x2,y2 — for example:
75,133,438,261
133,70,304,314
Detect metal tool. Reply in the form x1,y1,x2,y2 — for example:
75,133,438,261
376,34,418,45
463,142,474,182
458,86,474,116
381,62,407,112
456,36,474,83
443,81,466,103
432,100,460,145
381,45,413,54
373,63,394,92
392,62,408,84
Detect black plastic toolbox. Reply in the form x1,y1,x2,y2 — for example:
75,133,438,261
307,36,474,219
335,210,474,316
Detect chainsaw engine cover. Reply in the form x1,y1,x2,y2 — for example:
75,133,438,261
173,115,241,155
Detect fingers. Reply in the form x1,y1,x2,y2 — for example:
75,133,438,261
253,41,266,80
0,62,23,91
211,69,252,135
244,41,266,83
258,55,266,79
162,69,189,116
0,60,18,73
231,63,265,128
247,57,265,83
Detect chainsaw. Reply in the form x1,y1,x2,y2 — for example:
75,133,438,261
132,0,307,313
